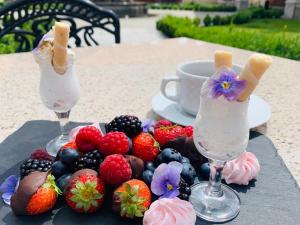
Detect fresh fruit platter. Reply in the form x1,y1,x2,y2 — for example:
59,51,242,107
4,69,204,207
0,115,260,225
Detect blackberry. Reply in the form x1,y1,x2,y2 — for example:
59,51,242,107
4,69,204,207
73,150,103,171
178,178,191,201
20,158,52,178
105,115,142,138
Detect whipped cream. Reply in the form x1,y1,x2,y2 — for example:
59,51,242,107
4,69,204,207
143,198,196,225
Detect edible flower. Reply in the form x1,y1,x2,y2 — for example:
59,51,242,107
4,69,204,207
0,175,20,205
142,119,155,133
151,162,182,199
208,69,246,101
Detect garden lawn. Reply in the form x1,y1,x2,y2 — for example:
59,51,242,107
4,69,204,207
157,16,300,61
241,19,300,33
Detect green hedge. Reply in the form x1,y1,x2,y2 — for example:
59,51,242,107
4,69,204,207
149,3,236,12
157,15,300,60
208,6,283,26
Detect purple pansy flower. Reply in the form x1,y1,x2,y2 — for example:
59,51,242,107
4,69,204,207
208,69,246,101
142,119,155,133
0,175,20,205
151,162,183,199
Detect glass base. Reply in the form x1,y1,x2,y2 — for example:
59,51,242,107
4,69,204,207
46,135,70,157
189,181,241,223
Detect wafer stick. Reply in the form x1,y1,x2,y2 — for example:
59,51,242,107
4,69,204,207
237,54,272,101
214,51,232,70
52,22,70,75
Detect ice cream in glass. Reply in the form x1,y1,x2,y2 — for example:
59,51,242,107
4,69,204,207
190,51,272,222
33,22,80,156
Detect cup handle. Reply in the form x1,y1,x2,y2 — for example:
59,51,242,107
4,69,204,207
160,76,180,102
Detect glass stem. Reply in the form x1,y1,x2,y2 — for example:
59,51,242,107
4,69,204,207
55,111,70,140
205,160,226,197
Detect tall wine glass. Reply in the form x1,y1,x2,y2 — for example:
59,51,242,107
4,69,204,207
189,82,249,222
39,60,80,156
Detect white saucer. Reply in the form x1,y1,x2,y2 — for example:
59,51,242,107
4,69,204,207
152,90,271,129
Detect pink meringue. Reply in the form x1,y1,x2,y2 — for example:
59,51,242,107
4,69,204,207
143,198,196,225
69,123,102,140
223,152,260,185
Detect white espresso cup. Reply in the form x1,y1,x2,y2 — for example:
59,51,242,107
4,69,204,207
160,60,243,116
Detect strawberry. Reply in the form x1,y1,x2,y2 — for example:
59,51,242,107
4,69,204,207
133,133,159,162
75,126,102,153
65,169,105,213
63,140,77,150
26,174,61,215
154,125,186,146
30,149,53,161
154,119,173,129
99,154,132,186
113,179,151,218
98,132,129,156
183,126,193,137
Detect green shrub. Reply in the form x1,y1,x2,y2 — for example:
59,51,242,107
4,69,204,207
233,9,252,24
193,17,201,26
204,15,212,26
220,16,232,25
156,15,300,60
212,15,221,25
148,3,237,12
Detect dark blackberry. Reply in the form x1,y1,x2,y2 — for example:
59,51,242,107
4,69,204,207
105,115,142,138
20,158,52,178
73,150,103,171
178,178,191,201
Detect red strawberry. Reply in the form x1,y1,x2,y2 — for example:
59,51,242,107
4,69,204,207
63,140,77,149
75,126,102,153
154,125,186,146
184,126,193,137
133,133,159,162
99,154,132,186
65,169,105,213
98,132,129,156
154,119,173,129
30,149,53,161
113,179,151,218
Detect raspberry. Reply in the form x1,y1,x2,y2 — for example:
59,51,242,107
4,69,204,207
99,154,132,186
154,119,173,129
30,149,53,161
98,132,129,156
75,126,102,153
184,126,193,137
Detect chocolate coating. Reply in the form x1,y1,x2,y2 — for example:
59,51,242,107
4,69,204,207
163,137,207,168
11,171,48,215
125,155,144,178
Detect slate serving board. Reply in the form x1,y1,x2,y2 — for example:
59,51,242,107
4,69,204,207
0,121,299,225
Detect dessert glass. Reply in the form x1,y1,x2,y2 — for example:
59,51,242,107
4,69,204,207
39,54,80,156
189,76,249,222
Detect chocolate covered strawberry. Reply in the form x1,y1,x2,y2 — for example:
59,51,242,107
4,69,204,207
64,169,105,213
133,133,159,162
11,172,61,215
113,179,151,218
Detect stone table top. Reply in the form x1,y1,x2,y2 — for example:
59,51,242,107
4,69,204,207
0,38,299,185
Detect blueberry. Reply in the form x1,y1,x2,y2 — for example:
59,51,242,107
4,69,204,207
56,174,72,191
60,148,80,166
154,153,163,166
181,163,196,185
181,157,190,164
142,170,154,185
51,161,69,178
145,162,156,172
161,148,182,163
200,163,210,180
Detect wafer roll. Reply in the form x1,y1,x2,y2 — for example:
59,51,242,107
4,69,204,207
214,51,232,70
237,54,272,101
52,22,70,75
